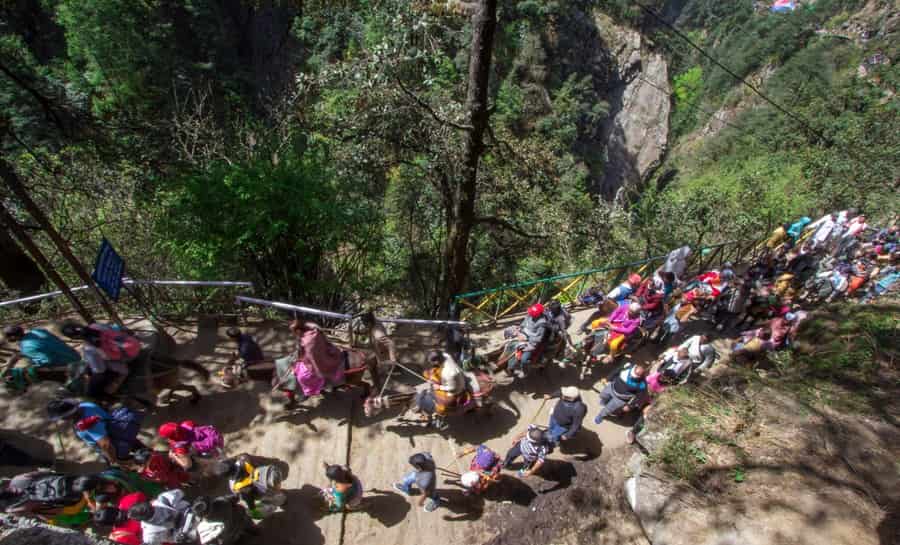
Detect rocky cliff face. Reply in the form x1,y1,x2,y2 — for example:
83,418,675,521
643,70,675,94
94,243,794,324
594,13,670,200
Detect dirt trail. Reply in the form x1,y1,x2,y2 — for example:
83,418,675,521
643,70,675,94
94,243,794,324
0,312,644,545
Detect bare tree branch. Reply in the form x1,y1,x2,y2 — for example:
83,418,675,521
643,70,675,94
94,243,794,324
395,77,473,132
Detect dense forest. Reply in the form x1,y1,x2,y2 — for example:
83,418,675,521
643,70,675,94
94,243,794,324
1,0,897,316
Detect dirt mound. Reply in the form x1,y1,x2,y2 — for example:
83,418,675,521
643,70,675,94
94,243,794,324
481,448,649,545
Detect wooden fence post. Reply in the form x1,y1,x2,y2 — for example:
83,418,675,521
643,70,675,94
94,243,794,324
1,158,123,326
0,202,95,323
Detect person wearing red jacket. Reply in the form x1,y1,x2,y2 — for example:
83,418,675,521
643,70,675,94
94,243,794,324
134,449,190,489
96,491,147,545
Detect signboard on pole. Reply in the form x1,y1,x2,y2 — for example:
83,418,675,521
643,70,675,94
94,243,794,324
92,238,125,301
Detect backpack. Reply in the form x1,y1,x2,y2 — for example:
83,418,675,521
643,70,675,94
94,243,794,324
87,324,141,362
106,407,144,458
102,330,142,361
470,445,499,472
27,475,73,505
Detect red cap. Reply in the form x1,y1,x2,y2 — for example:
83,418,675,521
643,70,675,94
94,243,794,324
158,422,180,439
628,274,642,286
527,303,545,318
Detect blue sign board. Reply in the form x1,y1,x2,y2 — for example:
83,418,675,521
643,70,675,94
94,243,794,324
92,238,125,301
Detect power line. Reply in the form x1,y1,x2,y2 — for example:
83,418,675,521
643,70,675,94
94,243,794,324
636,75,751,135
633,1,885,167
634,1,833,144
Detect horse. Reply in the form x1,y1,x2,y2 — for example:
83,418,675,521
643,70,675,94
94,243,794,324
1,351,208,407
238,348,378,404
363,369,495,430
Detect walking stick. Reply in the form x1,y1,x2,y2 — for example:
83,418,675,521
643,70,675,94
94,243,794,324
528,398,548,425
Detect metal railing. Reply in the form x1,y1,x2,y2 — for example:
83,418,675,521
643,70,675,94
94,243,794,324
453,238,769,325
0,280,254,325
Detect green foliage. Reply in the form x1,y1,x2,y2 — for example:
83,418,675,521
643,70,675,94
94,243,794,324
648,433,708,482
56,0,176,115
671,66,704,137
155,144,380,301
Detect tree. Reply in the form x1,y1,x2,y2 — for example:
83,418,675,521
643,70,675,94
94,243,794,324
442,0,498,316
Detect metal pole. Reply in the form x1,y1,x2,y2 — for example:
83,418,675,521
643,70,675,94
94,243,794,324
1,158,123,326
0,202,95,323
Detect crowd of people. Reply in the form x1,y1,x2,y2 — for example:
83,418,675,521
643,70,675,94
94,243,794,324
0,210,896,543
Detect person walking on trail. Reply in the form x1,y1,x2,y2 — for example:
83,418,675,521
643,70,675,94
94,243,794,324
221,327,265,388
226,327,264,366
3,325,80,369
393,452,440,512
594,363,649,425
47,399,143,465
290,320,346,400
322,463,363,513
456,444,502,496
503,425,551,478
626,368,677,444
543,386,587,445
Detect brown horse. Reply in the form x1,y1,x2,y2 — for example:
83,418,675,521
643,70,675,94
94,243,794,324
234,348,379,402
2,353,208,407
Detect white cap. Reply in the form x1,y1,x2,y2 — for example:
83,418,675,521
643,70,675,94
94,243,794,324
461,471,480,488
561,386,580,400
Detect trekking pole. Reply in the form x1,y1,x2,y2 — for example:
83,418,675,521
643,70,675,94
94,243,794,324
528,398,548,425
437,466,462,477
391,361,428,383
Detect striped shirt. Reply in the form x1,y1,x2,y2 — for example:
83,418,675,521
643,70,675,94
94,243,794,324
519,437,549,464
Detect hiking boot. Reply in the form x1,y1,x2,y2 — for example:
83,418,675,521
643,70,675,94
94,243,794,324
424,498,439,512
594,413,604,425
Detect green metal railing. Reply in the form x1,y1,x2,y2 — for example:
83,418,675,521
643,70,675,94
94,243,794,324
453,238,770,325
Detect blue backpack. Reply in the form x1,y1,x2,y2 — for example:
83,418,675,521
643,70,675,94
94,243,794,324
106,407,144,458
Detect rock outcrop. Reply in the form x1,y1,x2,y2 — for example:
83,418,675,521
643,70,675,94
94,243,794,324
0,515,114,545
594,14,670,199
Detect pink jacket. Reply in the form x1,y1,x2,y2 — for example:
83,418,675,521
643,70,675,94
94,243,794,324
298,328,343,381
608,304,640,336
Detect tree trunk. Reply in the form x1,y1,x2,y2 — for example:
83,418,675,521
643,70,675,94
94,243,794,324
0,158,122,325
0,202,94,323
442,0,498,317
0,226,45,293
